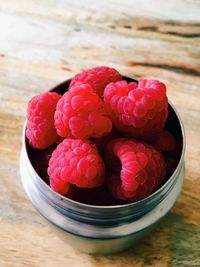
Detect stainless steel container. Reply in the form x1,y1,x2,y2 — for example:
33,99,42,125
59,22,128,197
20,78,185,255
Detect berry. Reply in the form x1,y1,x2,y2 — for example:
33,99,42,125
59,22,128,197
26,92,62,149
106,138,166,202
48,139,105,195
147,130,179,177
148,130,177,152
104,79,168,138
54,83,112,139
69,66,122,97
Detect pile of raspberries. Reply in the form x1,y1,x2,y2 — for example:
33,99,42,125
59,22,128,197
26,66,179,203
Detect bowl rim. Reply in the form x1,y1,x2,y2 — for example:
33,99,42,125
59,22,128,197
23,77,186,210
20,148,184,238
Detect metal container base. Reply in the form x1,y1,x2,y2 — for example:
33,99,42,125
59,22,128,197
20,147,184,255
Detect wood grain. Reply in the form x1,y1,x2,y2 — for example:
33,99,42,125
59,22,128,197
0,1,200,266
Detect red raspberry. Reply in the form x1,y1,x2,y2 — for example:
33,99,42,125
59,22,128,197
148,130,177,152
26,92,62,149
106,139,166,202
69,66,122,98
147,130,180,177
54,83,112,139
104,79,168,138
47,139,105,195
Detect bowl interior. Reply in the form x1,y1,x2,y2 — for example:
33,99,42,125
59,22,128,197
25,77,184,210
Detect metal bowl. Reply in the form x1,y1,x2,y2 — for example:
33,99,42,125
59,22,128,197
20,77,185,254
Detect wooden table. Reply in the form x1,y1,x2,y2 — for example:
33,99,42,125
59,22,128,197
0,1,200,266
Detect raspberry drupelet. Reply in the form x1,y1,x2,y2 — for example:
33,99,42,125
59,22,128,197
69,66,122,98
104,79,168,139
48,139,105,195
26,92,62,149
54,83,112,139
106,138,166,202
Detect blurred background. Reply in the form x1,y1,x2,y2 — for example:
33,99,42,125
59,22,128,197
0,1,200,266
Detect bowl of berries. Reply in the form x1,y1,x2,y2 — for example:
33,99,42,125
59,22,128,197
20,66,185,255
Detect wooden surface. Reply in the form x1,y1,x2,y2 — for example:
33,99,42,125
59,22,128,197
0,1,200,266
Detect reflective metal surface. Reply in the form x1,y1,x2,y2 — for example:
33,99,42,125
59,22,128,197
20,148,184,253
20,78,185,254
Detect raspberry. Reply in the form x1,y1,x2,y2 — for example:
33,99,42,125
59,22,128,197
104,79,168,138
26,92,62,149
148,130,177,152
147,130,179,176
148,130,181,177
47,139,105,195
54,83,112,139
69,66,122,97
106,138,166,202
